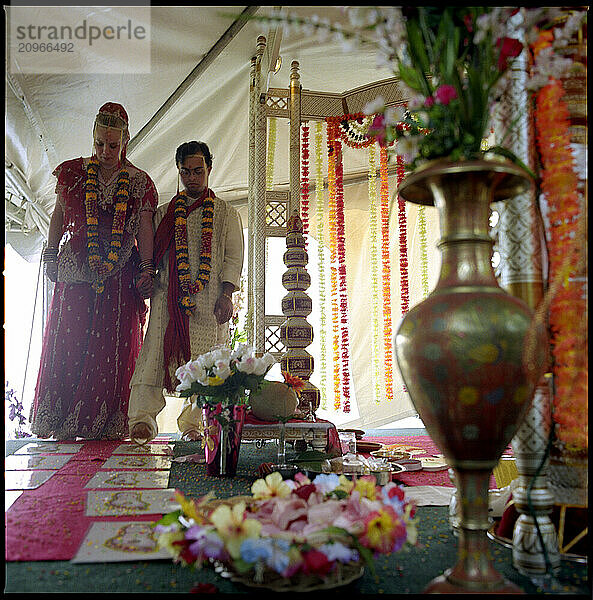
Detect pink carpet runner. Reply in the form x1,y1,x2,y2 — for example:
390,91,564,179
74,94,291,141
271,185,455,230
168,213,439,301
5,440,171,562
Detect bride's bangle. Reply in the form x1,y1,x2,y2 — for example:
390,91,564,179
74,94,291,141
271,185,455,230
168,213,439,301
139,260,156,278
42,247,58,263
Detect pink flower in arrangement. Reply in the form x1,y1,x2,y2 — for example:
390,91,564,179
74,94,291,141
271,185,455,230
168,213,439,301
495,37,523,71
463,13,473,33
424,95,435,107
434,84,458,105
370,113,387,146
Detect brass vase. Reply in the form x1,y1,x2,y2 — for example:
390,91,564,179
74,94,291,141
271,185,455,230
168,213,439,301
394,159,548,593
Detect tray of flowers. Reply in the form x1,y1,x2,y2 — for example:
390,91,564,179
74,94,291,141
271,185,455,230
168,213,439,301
155,471,418,591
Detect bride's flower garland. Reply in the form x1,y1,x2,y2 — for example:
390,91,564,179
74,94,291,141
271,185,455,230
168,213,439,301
85,157,130,293
534,77,587,451
174,189,215,316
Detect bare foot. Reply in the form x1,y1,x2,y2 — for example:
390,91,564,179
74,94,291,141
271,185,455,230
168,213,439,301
130,422,152,445
181,429,202,442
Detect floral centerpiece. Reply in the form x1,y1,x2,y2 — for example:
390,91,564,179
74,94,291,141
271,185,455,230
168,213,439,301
175,343,276,408
175,343,276,476
155,471,418,591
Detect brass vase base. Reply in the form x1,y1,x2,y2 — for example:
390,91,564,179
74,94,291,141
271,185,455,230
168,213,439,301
424,570,524,594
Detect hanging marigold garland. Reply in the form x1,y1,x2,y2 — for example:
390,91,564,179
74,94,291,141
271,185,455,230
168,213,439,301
395,153,409,315
380,146,394,402
418,205,429,298
266,117,277,191
85,157,130,293
326,119,341,410
534,77,587,451
334,137,352,412
174,189,215,316
314,121,328,410
368,143,382,404
300,122,310,246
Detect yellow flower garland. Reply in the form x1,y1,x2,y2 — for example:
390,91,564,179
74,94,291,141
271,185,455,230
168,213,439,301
174,189,215,316
84,157,130,293
418,205,429,298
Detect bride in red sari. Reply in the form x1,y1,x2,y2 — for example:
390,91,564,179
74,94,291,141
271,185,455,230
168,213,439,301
29,103,158,440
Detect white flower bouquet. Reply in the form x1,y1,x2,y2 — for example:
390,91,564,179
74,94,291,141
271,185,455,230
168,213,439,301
175,343,276,409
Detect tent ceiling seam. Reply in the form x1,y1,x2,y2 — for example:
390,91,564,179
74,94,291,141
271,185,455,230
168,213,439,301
6,72,58,168
127,5,261,156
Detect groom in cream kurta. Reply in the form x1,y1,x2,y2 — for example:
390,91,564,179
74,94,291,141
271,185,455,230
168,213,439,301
128,143,243,442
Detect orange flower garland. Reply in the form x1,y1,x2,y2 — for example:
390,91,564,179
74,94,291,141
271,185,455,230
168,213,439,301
534,77,587,451
380,146,394,402
84,157,130,293
174,189,215,316
326,119,341,410
335,137,352,412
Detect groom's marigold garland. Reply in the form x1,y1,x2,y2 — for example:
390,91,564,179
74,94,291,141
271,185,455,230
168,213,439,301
535,76,587,451
174,190,215,316
85,157,130,293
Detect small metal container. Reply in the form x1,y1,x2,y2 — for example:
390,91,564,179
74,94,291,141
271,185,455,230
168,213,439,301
371,468,392,485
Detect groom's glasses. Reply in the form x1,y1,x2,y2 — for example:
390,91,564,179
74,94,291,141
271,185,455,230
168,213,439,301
179,167,205,177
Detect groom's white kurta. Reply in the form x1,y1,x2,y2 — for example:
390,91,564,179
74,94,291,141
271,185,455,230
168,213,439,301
128,195,244,438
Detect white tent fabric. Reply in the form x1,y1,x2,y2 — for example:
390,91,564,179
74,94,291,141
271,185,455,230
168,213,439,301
5,6,440,429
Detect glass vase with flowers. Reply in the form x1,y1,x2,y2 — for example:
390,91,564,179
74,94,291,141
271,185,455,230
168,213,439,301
175,343,276,476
